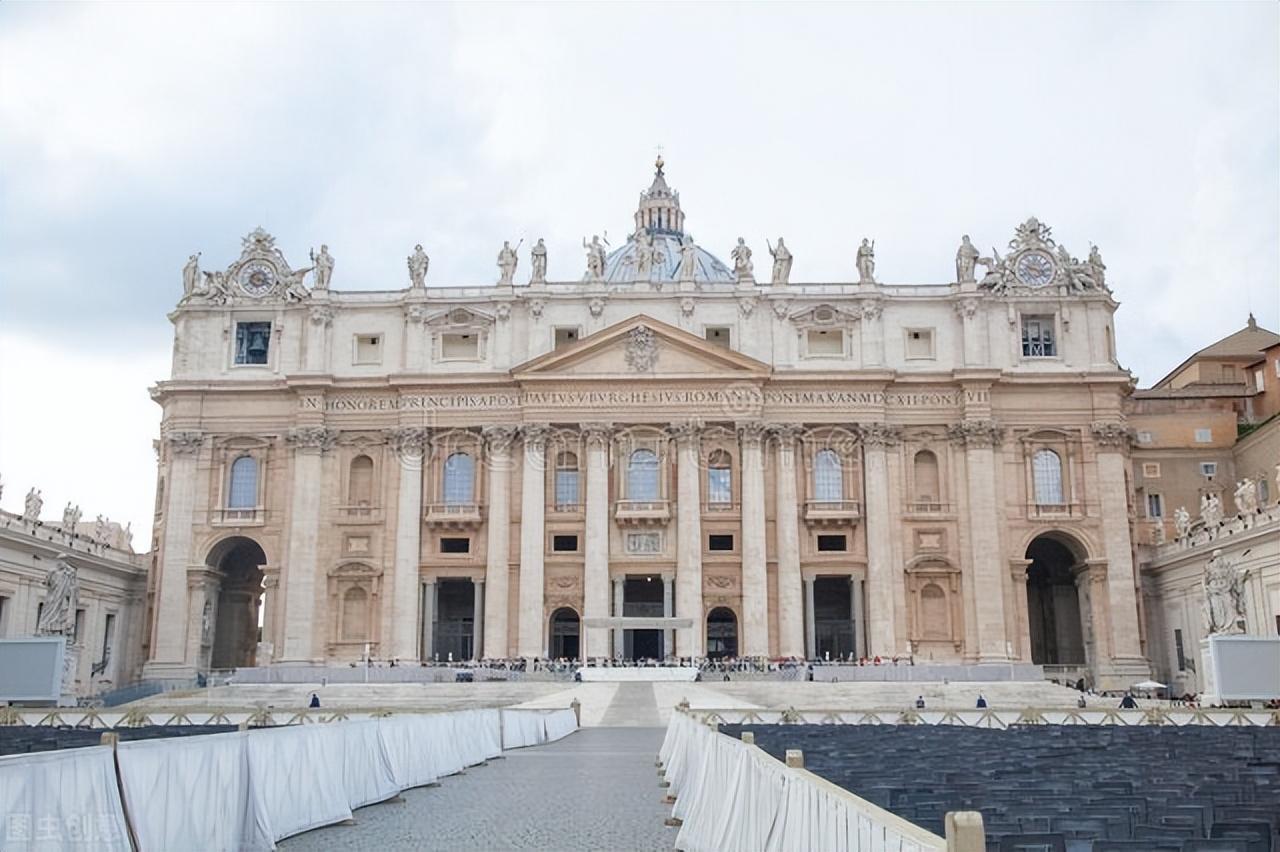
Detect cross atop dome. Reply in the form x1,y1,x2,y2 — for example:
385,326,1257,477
635,155,684,237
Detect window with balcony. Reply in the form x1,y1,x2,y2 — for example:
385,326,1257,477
626,449,660,501
706,450,732,505
227,456,258,509
234,321,271,366
554,451,580,509
1032,449,1064,506
443,453,475,505
1021,315,1056,358
813,449,843,503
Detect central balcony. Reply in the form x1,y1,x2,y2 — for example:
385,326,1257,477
424,502,483,529
614,499,671,526
803,499,862,527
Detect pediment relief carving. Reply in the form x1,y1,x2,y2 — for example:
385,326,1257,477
425,306,495,329
331,561,382,577
789,303,862,327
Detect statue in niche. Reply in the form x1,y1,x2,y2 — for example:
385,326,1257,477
1200,492,1223,528
408,244,429,288
497,240,519,286
1202,549,1250,635
310,245,334,290
36,554,78,636
182,253,201,297
529,238,547,283
23,488,42,522
955,235,978,283
768,238,792,285
731,237,753,280
856,238,876,283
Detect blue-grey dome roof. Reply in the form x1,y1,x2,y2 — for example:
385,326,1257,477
603,234,734,284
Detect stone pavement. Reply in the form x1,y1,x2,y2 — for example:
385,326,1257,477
280,727,678,852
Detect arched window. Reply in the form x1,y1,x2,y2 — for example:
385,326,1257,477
1032,449,1064,505
341,587,368,642
627,449,660,501
813,449,843,503
443,453,475,505
707,450,732,505
227,456,258,509
913,450,940,503
555,451,580,508
349,455,374,505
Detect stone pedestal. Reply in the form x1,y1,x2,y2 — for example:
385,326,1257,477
1199,637,1219,707
58,644,80,707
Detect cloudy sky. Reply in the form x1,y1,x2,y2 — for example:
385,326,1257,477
1,2,1276,545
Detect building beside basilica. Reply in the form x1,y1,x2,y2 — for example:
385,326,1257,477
143,161,1152,689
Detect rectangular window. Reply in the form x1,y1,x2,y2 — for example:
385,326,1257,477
440,537,470,554
552,534,579,553
1141,462,1161,478
1221,364,1236,382
817,534,848,552
354,334,382,364
1173,629,1186,672
1256,370,1265,393
704,326,731,348
904,328,935,360
807,328,844,356
1275,359,1280,379
441,333,479,360
1021,315,1056,357
554,469,580,508
1199,462,1217,478
708,534,734,552
1194,428,1212,443
707,468,732,504
1146,493,1164,518
626,532,661,555
234,321,272,365
554,327,580,349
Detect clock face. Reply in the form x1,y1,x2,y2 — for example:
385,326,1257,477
239,262,276,296
1014,250,1055,287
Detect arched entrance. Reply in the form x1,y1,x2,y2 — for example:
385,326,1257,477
549,608,580,660
207,537,266,670
1025,535,1085,666
706,607,738,659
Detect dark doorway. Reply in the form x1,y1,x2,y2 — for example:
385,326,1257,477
434,579,475,661
1026,536,1085,665
622,575,664,660
550,607,580,660
706,607,738,659
208,537,266,670
815,576,855,659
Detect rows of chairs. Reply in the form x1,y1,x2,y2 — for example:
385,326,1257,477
0,724,237,757
724,724,1279,852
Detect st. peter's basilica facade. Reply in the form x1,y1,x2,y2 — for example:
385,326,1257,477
143,161,1149,689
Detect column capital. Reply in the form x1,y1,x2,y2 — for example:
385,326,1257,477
404,303,428,324
165,430,204,456
580,422,615,446
1090,420,1136,450
521,423,552,447
383,426,429,459
859,422,903,448
767,423,806,445
736,420,768,446
946,419,1003,448
667,418,704,445
481,424,519,454
287,426,339,453
308,304,336,327
1008,558,1032,581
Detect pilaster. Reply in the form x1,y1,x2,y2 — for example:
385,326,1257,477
582,423,614,658
861,422,901,656
385,426,427,662
482,425,517,659
517,423,551,658
280,425,338,662
770,424,805,657
738,421,769,657
1090,421,1146,667
671,420,705,657
948,419,1009,662
144,430,203,677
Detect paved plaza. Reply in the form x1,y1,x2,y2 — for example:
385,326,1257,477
280,726,677,852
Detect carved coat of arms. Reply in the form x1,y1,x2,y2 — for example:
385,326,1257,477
625,325,659,372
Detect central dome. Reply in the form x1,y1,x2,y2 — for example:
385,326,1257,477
601,158,735,284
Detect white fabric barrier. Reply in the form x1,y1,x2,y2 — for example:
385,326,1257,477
377,715,441,790
543,708,578,742
473,708,504,760
501,708,548,749
247,724,352,841
117,731,273,852
577,666,699,682
663,713,945,852
0,745,132,852
339,719,400,809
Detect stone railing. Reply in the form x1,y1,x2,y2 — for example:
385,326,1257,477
0,510,139,561
1155,502,1280,558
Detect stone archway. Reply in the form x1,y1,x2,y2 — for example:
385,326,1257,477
706,607,738,659
549,607,580,660
1024,534,1086,666
206,536,266,670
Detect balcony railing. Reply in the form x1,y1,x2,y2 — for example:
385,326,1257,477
548,502,583,515
210,507,266,526
614,499,671,525
803,500,862,526
1030,502,1081,518
337,504,383,524
702,500,740,514
905,501,952,515
424,502,483,528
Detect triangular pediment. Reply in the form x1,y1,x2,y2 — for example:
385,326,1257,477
512,314,771,379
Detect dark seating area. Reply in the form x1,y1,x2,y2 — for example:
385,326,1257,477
724,724,1280,852
0,725,239,757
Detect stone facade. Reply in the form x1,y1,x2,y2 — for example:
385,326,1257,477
144,162,1149,689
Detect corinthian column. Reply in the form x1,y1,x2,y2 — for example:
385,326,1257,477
281,426,338,662
1090,422,1144,665
738,421,769,657
144,431,203,675
582,423,614,659
517,424,551,658
670,420,705,658
861,422,902,656
771,424,805,658
948,419,1009,662
482,425,518,659
385,426,427,661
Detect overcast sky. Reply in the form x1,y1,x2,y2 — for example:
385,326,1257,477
1,2,1276,546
